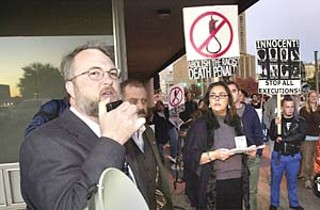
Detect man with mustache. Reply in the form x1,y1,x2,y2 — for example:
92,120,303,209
19,43,167,210
120,79,172,210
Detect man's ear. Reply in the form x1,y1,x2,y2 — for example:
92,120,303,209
65,81,75,98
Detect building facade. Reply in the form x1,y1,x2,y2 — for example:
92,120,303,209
0,84,10,100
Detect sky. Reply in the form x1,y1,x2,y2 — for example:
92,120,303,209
0,35,112,97
2,0,319,97
246,0,320,63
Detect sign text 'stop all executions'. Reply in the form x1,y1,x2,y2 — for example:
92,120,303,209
256,39,301,95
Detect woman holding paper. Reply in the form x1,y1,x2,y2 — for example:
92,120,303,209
183,81,253,210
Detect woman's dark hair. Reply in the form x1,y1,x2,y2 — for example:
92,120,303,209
203,81,242,148
197,99,204,106
203,81,237,119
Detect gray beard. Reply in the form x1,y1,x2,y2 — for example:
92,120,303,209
86,101,99,118
75,94,99,118
73,83,99,118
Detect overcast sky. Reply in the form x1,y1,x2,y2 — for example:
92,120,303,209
246,0,320,63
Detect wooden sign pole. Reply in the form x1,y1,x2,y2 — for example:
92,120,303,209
277,93,281,135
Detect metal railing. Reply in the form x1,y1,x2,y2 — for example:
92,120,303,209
0,163,26,210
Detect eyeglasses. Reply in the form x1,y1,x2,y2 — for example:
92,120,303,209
209,94,228,100
67,67,121,81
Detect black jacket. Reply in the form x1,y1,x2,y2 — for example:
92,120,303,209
183,113,250,209
270,115,306,154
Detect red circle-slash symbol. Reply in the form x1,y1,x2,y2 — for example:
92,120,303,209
169,87,183,108
190,11,234,59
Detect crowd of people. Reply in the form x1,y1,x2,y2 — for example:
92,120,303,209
181,86,320,210
20,42,320,210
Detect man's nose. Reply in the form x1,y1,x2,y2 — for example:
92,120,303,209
136,100,144,109
101,72,113,85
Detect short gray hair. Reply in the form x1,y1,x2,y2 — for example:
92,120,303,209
60,42,113,81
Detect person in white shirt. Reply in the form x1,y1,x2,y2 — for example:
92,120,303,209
20,43,172,210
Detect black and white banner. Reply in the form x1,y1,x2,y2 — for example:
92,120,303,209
256,39,301,95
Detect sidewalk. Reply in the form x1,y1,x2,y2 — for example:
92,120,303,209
164,145,320,210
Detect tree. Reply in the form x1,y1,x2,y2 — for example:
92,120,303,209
235,77,258,96
17,63,65,99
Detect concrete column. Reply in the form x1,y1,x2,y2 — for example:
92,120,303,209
112,0,128,80
145,78,155,107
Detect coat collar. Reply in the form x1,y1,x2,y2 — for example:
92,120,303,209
59,109,99,149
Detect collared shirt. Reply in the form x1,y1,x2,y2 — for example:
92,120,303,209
70,106,100,137
132,126,146,152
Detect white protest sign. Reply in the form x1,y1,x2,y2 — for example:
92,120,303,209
183,5,239,60
182,5,240,79
168,83,185,110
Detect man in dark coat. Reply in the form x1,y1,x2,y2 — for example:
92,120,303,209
19,43,171,210
120,79,172,209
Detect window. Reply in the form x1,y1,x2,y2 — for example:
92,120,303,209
0,35,113,163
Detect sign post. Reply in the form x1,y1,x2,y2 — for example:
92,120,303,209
277,93,282,135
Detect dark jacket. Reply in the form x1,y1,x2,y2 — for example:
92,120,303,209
125,126,173,210
270,115,306,154
241,103,264,156
180,100,198,122
183,113,249,209
299,106,320,136
152,111,175,144
24,98,69,137
20,109,172,210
